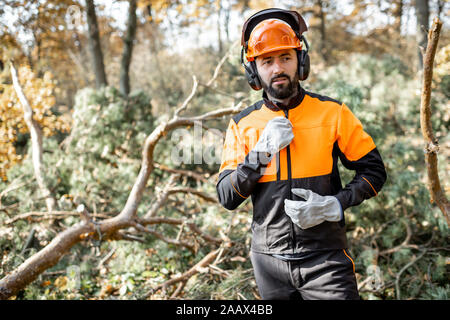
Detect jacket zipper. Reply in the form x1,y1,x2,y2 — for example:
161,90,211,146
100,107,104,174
283,109,296,253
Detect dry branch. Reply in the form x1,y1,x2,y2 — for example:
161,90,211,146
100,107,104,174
135,216,224,246
153,163,208,183
169,187,218,203
395,249,428,300
174,76,198,117
379,220,419,255
206,41,238,86
0,175,33,208
144,174,180,218
143,248,221,298
4,210,115,225
419,17,449,226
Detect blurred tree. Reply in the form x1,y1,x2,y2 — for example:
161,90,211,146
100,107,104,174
86,0,108,88
0,65,70,181
392,0,403,35
415,0,429,70
0,0,107,108
119,0,137,96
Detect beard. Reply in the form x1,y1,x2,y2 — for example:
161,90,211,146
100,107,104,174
261,72,299,100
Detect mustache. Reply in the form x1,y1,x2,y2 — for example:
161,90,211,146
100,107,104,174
271,74,291,84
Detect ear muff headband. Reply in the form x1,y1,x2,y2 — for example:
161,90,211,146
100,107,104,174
241,8,307,48
297,35,310,81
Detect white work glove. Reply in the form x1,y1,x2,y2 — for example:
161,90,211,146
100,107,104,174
252,116,294,155
284,188,342,229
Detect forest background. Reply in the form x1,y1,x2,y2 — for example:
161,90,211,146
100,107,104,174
0,0,448,300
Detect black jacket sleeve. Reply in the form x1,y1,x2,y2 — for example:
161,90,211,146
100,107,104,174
216,151,271,210
334,147,387,211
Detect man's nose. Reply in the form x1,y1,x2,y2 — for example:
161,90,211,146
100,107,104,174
272,59,284,74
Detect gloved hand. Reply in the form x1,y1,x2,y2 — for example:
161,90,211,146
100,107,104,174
284,188,342,229
252,116,294,155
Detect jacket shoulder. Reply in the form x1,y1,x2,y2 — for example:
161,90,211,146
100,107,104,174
304,91,342,106
232,100,264,125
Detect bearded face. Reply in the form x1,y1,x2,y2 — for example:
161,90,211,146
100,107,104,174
261,71,299,100
255,49,299,101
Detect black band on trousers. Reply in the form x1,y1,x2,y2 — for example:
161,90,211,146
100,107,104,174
250,249,360,300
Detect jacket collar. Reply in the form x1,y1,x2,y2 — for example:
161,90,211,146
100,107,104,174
263,84,305,111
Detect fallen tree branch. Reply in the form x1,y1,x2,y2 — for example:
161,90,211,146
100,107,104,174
96,245,117,270
144,174,180,218
186,222,223,244
5,211,116,225
143,248,221,299
0,175,33,208
133,222,195,253
0,52,244,300
135,217,224,245
379,220,419,255
170,280,187,299
169,187,218,204
153,163,208,183
419,17,449,227
395,249,428,300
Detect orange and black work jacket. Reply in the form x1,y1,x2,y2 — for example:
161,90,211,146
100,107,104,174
216,86,387,254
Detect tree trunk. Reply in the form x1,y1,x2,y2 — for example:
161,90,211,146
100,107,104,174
224,3,230,43
316,0,328,63
85,0,107,88
415,0,429,70
10,63,56,213
392,0,403,35
119,0,137,96
217,0,223,55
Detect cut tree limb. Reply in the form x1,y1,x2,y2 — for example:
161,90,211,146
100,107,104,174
153,163,208,183
419,17,449,227
4,210,115,225
143,248,221,298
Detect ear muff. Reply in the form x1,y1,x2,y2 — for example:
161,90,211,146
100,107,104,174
245,61,262,90
297,49,310,81
297,35,310,81
241,47,262,90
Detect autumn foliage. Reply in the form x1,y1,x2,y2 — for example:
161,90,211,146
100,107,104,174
0,65,71,180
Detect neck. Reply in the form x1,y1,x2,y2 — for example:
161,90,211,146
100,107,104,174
267,85,299,106
263,84,304,111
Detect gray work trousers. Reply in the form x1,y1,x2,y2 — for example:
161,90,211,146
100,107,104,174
250,249,360,300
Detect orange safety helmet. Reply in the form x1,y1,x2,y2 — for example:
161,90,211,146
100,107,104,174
241,8,310,89
246,19,302,61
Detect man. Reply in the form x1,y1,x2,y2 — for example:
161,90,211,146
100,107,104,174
216,8,387,300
